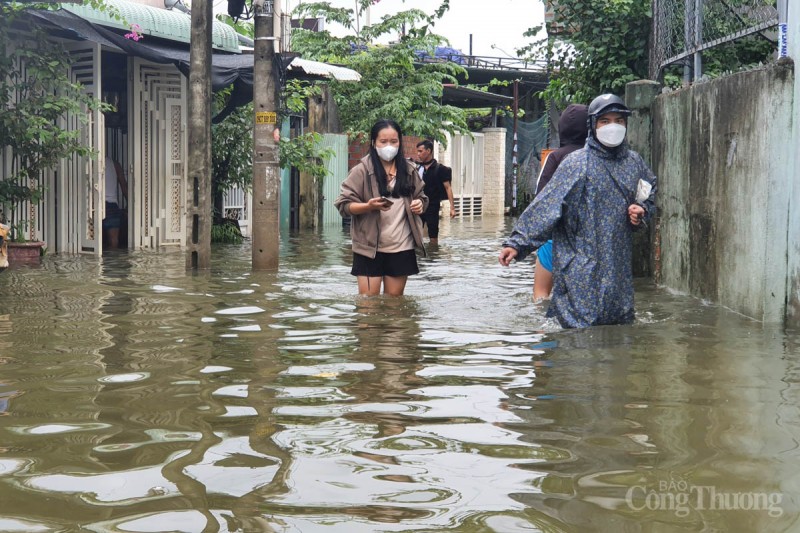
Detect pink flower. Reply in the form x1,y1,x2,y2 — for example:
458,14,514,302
124,23,143,41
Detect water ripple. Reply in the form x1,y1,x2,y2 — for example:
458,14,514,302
0,219,796,531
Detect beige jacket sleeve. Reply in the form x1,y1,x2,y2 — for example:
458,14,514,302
334,163,370,218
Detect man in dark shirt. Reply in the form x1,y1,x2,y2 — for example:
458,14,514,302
415,140,455,245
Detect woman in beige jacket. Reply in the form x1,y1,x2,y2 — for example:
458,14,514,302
334,119,428,296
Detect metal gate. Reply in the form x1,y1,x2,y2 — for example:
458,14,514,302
56,41,104,254
129,58,186,249
320,133,349,226
222,186,250,236
449,132,485,217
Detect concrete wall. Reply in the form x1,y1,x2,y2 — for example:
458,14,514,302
786,3,800,324
652,62,795,323
482,127,506,216
626,80,662,278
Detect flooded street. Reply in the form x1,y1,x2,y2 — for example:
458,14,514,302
0,215,798,532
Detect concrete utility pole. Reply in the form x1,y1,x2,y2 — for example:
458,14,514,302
251,0,281,270
186,0,213,270
511,79,519,212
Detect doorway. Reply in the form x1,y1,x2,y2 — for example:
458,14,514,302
102,52,129,250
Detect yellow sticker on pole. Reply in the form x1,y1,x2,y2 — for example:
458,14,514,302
255,112,277,125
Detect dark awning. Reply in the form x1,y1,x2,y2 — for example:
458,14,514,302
26,9,254,90
22,9,357,123
441,84,514,109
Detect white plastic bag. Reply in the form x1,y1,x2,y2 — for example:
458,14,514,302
635,179,652,204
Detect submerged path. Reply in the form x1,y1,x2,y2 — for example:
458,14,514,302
0,216,797,531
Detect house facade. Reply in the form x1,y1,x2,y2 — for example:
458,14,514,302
2,0,257,254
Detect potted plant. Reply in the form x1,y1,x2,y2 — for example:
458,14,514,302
0,182,45,264
0,4,108,262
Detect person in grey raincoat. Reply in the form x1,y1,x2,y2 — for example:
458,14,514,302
499,94,657,328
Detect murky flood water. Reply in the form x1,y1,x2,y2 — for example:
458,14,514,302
0,216,798,532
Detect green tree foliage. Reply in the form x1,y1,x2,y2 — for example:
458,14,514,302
520,0,652,105
704,36,775,75
210,81,334,202
290,0,468,142
278,80,334,183
210,220,245,244
210,16,254,208
215,13,255,39
208,98,249,244
211,98,253,204
279,131,331,182
210,23,333,235
674,0,776,83
521,0,776,104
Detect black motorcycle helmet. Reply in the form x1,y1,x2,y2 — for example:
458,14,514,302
587,94,631,135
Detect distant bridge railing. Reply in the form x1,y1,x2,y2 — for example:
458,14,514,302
418,54,547,73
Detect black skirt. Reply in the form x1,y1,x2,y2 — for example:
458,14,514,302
351,249,419,277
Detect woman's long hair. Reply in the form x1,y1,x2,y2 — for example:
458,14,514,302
369,119,412,198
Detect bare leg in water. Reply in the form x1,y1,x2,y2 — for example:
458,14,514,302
358,275,408,296
533,257,553,302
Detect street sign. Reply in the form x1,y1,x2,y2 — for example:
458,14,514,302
255,112,277,125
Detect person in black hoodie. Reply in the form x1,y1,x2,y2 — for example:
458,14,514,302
531,104,589,301
499,94,656,328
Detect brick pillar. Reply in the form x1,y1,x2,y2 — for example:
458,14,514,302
482,127,506,216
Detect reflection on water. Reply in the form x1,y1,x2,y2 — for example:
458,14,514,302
0,216,798,532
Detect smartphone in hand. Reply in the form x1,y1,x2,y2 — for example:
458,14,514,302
380,196,394,206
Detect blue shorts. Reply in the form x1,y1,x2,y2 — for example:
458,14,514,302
537,240,553,272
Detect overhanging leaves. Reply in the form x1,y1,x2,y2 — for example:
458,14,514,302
290,1,469,143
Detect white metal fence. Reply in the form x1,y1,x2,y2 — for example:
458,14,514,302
448,132,485,217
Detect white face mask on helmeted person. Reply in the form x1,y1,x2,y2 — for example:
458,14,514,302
595,123,627,147
376,145,399,162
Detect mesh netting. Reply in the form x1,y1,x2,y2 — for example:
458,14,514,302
652,0,780,79
506,114,550,209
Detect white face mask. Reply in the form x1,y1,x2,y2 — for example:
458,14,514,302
595,123,627,147
376,145,399,162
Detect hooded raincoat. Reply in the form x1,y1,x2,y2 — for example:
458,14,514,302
535,104,589,196
504,136,657,328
